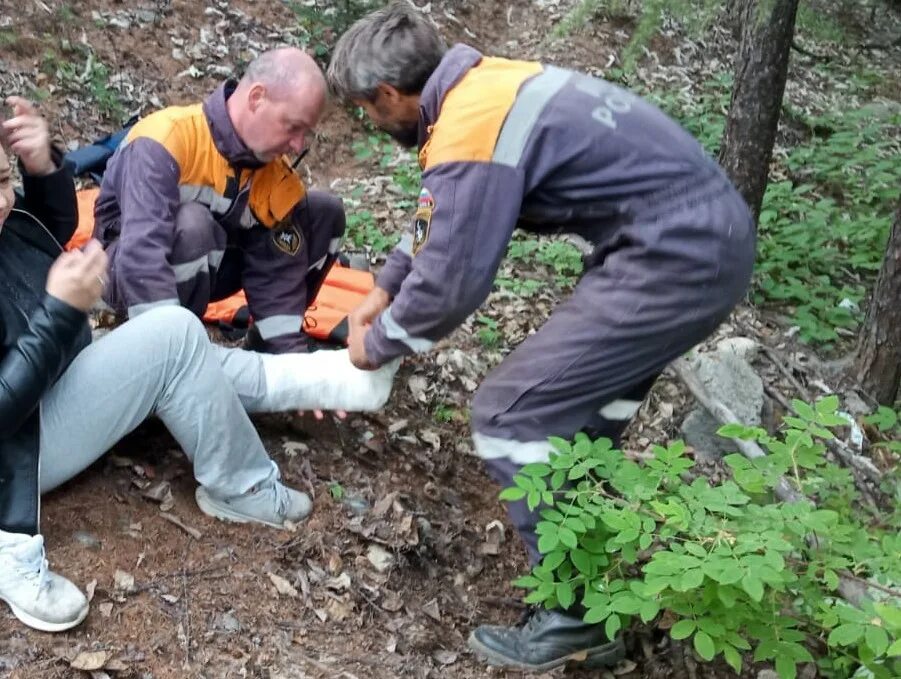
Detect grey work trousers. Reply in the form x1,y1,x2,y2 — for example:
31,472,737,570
471,185,757,564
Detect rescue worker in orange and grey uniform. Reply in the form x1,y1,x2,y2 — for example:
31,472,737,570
328,3,756,671
94,48,345,353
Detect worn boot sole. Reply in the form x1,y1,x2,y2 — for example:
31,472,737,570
195,487,300,529
2,596,88,633
467,631,626,672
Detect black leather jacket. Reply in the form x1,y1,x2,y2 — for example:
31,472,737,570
0,162,89,535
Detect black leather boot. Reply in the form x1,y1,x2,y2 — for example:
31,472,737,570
468,608,625,671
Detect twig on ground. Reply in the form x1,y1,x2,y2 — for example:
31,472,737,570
160,511,203,539
791,39,832,61
760,345,814,402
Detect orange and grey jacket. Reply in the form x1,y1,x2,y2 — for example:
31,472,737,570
365,44,747,366
94,82,306,317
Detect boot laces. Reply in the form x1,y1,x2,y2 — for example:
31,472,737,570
271,481,290,518
523,607,551,634
18,543,50,597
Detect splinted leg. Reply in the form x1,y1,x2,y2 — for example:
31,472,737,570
211,344,400,414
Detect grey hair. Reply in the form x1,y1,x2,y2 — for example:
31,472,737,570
327,2,446,101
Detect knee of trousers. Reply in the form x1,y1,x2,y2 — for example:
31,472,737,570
470,376,510,436
173,202,224,256
305,192,347,240
141,305,208,348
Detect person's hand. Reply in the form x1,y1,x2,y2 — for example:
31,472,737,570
348,312,379,371
45,240,109,312
349,286,391,328
346,286,388,371
1,97,55,177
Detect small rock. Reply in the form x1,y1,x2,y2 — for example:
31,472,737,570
757,671,779,679
73,531,102,551
682,352,764,460
214,611,242,633
135,9,159,22
114,570,135,593
716,336,759,360
341,494,370,516
367,544,395,573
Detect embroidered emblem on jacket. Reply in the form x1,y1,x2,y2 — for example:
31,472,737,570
273,223,303,256
412,188,434,256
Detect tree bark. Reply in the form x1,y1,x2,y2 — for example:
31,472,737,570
855,203,901,405
718,0,800,221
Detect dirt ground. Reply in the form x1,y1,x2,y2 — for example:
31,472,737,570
1,0,898,677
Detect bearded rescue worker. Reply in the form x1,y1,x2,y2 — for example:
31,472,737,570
94,48,345,353
328,3,756,671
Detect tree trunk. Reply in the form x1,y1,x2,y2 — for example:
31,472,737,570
718,0,800,221
855,203,901,405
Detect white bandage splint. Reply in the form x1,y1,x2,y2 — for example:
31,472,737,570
257,349,400,413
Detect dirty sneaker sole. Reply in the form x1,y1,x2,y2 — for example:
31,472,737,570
2,596,88,633
467,631,626,672
195,487,293,530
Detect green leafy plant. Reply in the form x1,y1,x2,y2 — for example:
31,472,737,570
288,0,383,59
503,236,584,289
328,482,345,500
41,46,124,121
476,315,500,348
502,395,901,678
344,209,398,254
553,0,721,73
433,403,459,423
647,71,900,346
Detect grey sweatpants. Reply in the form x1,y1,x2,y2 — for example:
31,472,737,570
38,306,285,495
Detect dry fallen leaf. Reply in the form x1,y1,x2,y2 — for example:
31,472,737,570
282,440,309,457
421,599,441,622
70,650,108,671
432,650,458,665
267,572,298,598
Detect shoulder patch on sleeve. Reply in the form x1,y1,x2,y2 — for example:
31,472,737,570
412,188,434,256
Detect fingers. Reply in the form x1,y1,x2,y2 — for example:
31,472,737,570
55,241,108,285
5,96,37,118
296,409,347,420
2,110,47,143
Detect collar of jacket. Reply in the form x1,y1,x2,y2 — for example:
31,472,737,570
417,43,484,149
202,81,267,170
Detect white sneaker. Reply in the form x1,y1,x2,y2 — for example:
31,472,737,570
0,532,89,632
195,479,312,529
